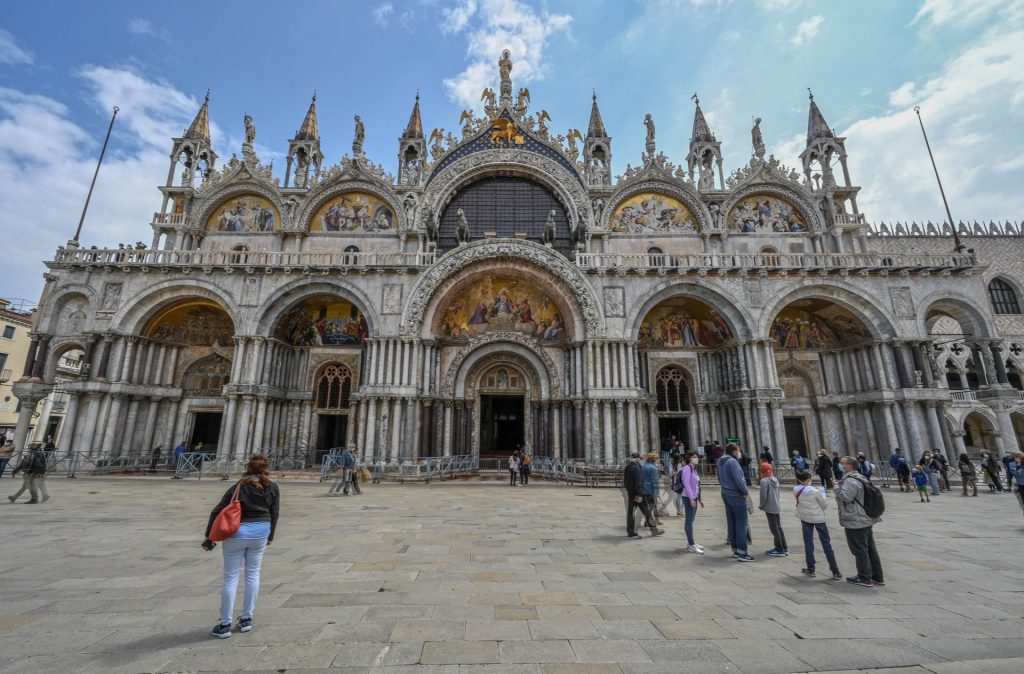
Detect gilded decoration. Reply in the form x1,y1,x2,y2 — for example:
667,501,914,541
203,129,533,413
310,192,395,232
439,276,567,342
728,194,807,233
771,299,872,349
145,301,234,346
639,298,733,349
205,194,280,232
610,193,697,233
275,294,368,346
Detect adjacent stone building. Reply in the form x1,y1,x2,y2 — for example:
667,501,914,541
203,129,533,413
12,52,1024,466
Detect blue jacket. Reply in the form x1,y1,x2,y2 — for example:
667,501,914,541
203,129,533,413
717,454,748,496
640,462,660,496
889,453,906,471
340,450,356,468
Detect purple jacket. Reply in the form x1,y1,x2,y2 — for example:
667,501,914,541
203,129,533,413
681,464,701,500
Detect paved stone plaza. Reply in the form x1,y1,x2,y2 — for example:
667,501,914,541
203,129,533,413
1,476,1023,674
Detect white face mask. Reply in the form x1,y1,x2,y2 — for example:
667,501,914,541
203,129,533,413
690,458,699,465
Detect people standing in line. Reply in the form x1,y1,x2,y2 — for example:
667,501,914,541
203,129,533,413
835,456,884,588
680,451,704,553
1010,453,1024,517
793,470,842,580
718,443,754,562
642,453,664,527
624,452,662,537
920,451,942,496
508,450,520,486
0,440,13,479
958,453,978,497
791,451,807,472
912,465,931,502
758,462,788,557
203,454,280,639
890,448,911,492
8,444,48,504
815,449,834,489
760,446,774,465
520,451,531,486
1003,452,1016,491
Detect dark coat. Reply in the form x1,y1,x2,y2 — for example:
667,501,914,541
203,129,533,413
623,461,643,496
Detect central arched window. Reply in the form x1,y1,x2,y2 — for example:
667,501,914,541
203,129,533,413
988,279,1020,314
656,366,690,412
315,363,353,410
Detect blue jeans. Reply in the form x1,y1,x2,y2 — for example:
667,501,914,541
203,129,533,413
801,521,838,573
220,536,268,625
722,492,748,555
683,498,698,545
927,472,941,495
0,458,9,478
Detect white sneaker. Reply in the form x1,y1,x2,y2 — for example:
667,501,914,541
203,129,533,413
687,544,705,555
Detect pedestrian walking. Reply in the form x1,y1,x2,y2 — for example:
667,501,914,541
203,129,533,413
815,449,834,489
920,451,942,496
935,450,950,491
8,445,48,504
1003,452,1016,491
624,452,662,537
0,440,13,479
760,446,774,465
642,453,664,526
958,453,978,496
759,462,788,557
172,440,187,478
1010,452,1024,518
508,450,520,486
981,450,1003,492
912,465,930,502
835,456,885,588
793,470,842,579
670,452,684,517
520,451,531,486
203,454,280,639
890,448,911,492
718,443,754,561
327,445,358,496
856,453,874,482
791,451,807,471
679,451,704,553
350,448,364,493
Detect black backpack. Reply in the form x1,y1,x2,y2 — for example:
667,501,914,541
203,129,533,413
853,475,885,519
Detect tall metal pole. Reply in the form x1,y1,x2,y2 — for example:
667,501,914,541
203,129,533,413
73,106,119,243
913,106,963,253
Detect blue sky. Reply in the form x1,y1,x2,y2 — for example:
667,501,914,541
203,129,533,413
1,0,1022,304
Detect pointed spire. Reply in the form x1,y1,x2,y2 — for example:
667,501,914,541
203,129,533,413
295,91,319,141
402,91,424,139
806,87,833,144
690,92,714,143
587,89,607,138
184,90,211,141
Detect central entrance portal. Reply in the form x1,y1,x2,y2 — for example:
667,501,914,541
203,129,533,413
189,411,223,454
479,395,525,456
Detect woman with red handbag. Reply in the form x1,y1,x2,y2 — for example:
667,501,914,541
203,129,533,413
202,454,280,639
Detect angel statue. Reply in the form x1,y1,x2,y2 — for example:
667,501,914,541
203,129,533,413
515,88,531,116
536,110,551,138
459,110,475,138
480,87,496,111
429,128,445,161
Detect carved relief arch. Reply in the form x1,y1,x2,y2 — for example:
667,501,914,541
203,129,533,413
444,331,562,399
603,179,711,234
191,181,287,234
299,177,405,233
720,182,822,234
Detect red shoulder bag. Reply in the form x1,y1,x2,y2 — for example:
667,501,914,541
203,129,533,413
208,482,243,542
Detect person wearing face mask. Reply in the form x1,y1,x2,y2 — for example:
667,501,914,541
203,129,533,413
679,451,704,553
624,452,662,538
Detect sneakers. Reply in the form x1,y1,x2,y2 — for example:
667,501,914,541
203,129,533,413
24,500,38,504
846,576,874,588
801,568,816,577
627,532,640,538
832,570,843,580
211,623,232,639
765,549,788,557
650,528,665,537
686,544,705,555
873,579,886,587
7,495,15,503
735,554,755,562
238,617,252,632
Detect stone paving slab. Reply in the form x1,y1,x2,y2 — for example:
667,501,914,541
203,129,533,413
1,476,1024,673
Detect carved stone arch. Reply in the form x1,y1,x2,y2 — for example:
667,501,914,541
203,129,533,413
112,279,241,337
420,150,589,235
402,239,605,338
603,178,712,233
649,361,696,412
36,285,97,335
251,278,380,339
720,181,823,233
298,177,405,232
463,356,539,401
917,291,997,340
627,278,754,342
190,180,288,232
758,281,898,342
42,339,87,384
777,361,819,400
444,332,561,399
181,353,232,396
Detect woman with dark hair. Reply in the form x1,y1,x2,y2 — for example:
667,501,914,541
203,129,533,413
202,454,280,638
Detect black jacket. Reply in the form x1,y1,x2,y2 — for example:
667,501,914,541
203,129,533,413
815,455,832,475
623,461,643,496
205,479,280,542
14,449,47,476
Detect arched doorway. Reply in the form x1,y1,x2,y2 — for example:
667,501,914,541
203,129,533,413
963,411,997,457
477,364,528,455
312,363,354,463
654,365,691,453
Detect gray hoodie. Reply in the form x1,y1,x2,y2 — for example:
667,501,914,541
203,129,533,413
835,472,876,529
758,476,781,514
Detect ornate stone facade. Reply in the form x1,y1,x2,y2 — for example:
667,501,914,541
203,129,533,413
12,53,1024,466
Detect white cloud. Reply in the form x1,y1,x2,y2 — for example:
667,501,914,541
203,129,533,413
441,0,572,108
755,0,803,10
373,2,395,27
0,68,205,303
441,0,477,33
911,0,1012,28
127,18,170,42
790,15,823,46
0,28,33,65
887,81,917,107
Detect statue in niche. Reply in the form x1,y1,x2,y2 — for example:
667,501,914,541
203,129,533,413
544,209,556,246
352,115,365,155
644,114,656,154
700,151,715,190
456,208,470,244
498,50,512,88
752,117,766,159
244,114,256,145
403,194,417,228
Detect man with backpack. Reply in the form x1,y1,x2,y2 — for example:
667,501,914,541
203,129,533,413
835,455,884,588
791,451,807,472
8,444,49,504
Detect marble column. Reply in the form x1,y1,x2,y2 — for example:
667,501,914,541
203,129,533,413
996,408,1022,453
77,393,104,456
901,400,924,461
602,402,614,463
924,402,946,453
755,402,771,452
881,402,899,453
860,404,878,460
120,396,142,454
59,393,81,455
252,396,268,453
99,394,127,457
391,398,404,462
442,401,453,457
770,401,788,459
839,404,854,454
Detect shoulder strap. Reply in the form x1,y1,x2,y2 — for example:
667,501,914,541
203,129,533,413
231,482,243,502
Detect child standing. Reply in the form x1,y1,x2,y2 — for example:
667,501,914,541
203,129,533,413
912,465,930,502
793,470,841,579
759,462,788,557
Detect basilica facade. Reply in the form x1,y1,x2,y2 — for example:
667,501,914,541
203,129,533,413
12,52,1024,466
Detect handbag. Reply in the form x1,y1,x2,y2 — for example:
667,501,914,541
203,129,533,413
208,482,243,542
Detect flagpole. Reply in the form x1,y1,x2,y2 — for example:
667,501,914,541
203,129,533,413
913,106,963,253
73,106,119,244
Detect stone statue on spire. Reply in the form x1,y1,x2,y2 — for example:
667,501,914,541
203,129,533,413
644,114,656,155
498,49,513,106
751,117,765,159
352,115,365,155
